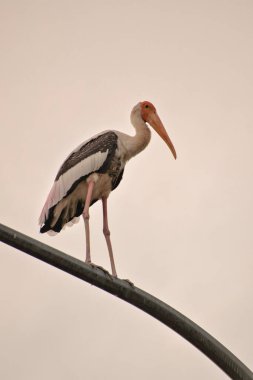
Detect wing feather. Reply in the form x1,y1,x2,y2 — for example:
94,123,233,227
39,131,118,227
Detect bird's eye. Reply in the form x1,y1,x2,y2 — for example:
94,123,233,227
145,105,149,109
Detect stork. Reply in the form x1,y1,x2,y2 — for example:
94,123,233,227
39,101,176,277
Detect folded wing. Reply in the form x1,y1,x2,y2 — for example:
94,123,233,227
39,131,118,228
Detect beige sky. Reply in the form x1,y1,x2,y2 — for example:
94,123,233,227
1,0,253,379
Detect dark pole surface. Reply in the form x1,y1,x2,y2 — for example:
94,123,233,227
1,223,252,380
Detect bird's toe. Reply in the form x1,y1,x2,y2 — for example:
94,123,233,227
122,279,135,287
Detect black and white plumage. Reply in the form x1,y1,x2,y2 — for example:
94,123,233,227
39,131,124,233
39,101,176,277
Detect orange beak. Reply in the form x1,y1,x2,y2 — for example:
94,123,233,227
147,112,177,159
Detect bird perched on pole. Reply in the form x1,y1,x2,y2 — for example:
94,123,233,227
39,101,176,277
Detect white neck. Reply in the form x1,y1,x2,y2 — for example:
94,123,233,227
119,110,151,161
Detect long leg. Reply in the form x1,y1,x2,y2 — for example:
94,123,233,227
102,196,117,277
82,180,95,263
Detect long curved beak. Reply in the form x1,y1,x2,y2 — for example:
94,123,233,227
147,112,177,159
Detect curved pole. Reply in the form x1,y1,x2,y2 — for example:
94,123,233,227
0,223,252,380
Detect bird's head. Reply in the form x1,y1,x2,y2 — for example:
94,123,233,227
134,101,177,159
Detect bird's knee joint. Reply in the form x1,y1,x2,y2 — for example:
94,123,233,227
103,228,110,237
83,212,90,221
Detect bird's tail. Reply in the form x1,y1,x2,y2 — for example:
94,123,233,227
40,197,85,234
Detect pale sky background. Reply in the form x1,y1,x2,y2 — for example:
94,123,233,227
1,1,253,379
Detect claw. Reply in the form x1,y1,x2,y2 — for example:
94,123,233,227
123,279,134,287
92,263,114,279
95,265,111,276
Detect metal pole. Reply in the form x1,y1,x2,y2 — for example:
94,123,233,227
0,223,252,380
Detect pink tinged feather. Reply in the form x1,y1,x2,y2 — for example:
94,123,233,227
47,229,58,236
66,216,80,227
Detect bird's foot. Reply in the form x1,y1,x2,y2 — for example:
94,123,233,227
87,263,113,279
95,265,112,277
122,279,135,287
